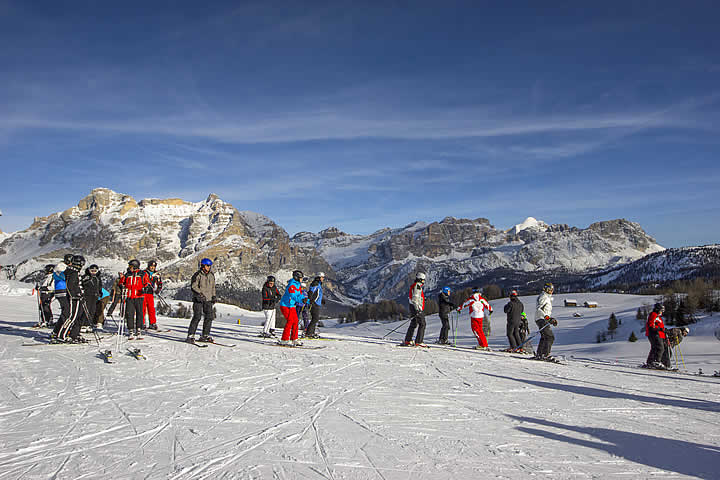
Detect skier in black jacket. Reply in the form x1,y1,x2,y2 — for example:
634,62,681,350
52,255,87,343
503,290,525,351
261,276,282,337
437,287,455,344
80,265,101,329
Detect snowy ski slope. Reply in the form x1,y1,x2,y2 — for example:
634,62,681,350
0,284,718,479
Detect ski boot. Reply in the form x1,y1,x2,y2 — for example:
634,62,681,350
185,336,196,345
400,341,414,346
292,339,303,347
277,339,291,346
198,336,214,343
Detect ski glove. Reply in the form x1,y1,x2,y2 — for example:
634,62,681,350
211,296,217,304
550,317,558,326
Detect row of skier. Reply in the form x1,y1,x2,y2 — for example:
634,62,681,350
402,272,559,360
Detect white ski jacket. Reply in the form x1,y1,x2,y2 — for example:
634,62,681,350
535,292,553,322
460,293,491,319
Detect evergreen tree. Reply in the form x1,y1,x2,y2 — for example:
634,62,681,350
628,331,638,342
608,313,619,338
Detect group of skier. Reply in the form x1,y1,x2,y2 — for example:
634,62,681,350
402,272,560,361
34,255,684,364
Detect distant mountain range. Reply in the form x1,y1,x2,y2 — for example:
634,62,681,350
1,188,714,308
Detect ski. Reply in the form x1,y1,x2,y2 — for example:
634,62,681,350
396,343,430,349
273,343,326,350
128,347,146,360
128,336,145,341
185,341,208,348
527,356,566,365
200,341,236,348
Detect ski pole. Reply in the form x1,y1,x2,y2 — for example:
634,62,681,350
382,318,410,339
677,343,686,369
512,322,551,353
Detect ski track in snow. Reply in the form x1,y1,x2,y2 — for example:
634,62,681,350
0,291,719,479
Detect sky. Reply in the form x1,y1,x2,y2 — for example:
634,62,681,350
0,0,719,248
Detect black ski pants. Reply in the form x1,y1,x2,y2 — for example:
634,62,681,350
40,292,54,325
535,319,555,357
54,298,82,340
405,305,426,344
646,332,665,366
438,312,450,342
125,297,144,331
661,339,673,368
507,319,522,350
81,296,96,327
188,300,214,337
52,294,71,336
306,304,321,336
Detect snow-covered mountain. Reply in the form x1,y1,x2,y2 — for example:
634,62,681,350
0,188,669,304
0,188,335,305
291,216,664,301
586,244,720,289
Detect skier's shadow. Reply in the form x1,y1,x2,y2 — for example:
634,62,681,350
508,415,720,478
481,372,720,413
0,321,50,341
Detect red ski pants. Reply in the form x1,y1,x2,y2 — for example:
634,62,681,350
280,306,299,341
143,294,156,325
471,317,488,347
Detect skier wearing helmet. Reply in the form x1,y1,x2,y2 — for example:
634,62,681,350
533,282,558,361
644,303,667,369
260,275,282,338
503,290,525,351
436,286,455,344
305,272,326,338
142,260,163,330
187,258,216,344
120,259,150,338
458,287,492,349
661,326,689,369
278,269,307,346
403,272,427,346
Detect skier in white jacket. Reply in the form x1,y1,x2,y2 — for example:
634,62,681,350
534,282,558,360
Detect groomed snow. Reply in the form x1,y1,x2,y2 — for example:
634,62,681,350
0,287,718,479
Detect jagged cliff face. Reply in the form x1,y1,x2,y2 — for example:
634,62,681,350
0,189,666,304
291,216,664,302
0,188,336,303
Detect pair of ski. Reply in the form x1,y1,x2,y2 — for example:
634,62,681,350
186,340,236,348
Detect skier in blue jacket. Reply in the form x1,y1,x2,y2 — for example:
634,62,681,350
305,272,325,338
278,270,307,346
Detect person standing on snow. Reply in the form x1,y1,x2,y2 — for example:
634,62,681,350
644,303,667,369
503,290,524,351
53,255,87,343
305,272,326,338
458,287,492,349
187,258,217,344
661,326,689,369
260,275,282,338
51,254,74,340
436,287,455,344
36,264,55,327
278,270,307,346
80,265,102,331
142,260,163,330
120,259,150,338
403,272,427,346
533,282,558,360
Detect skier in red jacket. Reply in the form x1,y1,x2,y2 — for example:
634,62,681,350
644,303,667,369
120,259,150,338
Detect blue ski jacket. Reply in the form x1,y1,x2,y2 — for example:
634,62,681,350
279,278,306,308
53,262,67,291
308,279,323,306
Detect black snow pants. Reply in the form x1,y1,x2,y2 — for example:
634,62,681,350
125,297,144,331
81,296,96,327
438,312,450,343
40,292,54,325
306,304,321,336
52,294,71,336
646,332,666,366
507,319,522,350
188,300,214,337
535,318,555,357
405,305,426,344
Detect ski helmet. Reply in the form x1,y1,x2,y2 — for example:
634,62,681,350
147,260,157,269
682,327,689,335
653,302,664,312
472,286,480,294
44,264,55,274
63,254,74,264
543,282,554,294
317,271,325,278
200,258,213,267
71,255,86,267
510,290,518,297
416,272,426,282
442,287,451,295
128,259,140,269
267,275,276,283
292,270,303,282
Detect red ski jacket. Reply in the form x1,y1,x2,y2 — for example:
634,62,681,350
120,270,150,299
645,312,666,339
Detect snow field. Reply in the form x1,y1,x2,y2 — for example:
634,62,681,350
0,290,718,479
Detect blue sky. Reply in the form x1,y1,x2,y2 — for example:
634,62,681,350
1,1,719,247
